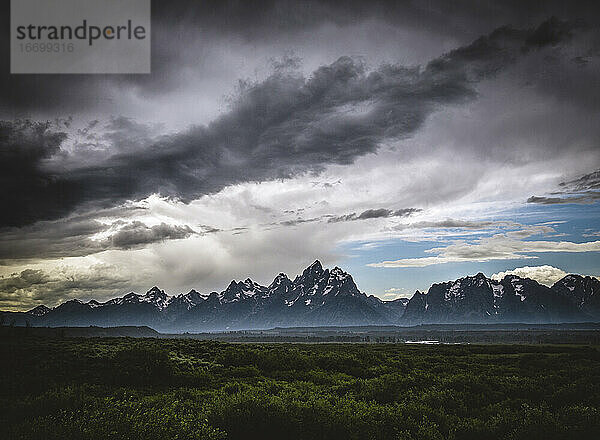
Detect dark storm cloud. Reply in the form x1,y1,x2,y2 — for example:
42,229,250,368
278,218,322,227
0,218,105,262
560,169,600,191
360,208,421,220
1,0,598,115
0,18,579,229
0,216,200,262
0,120,75,226
391,219,518,231
329,208,421,223
528,169,600,205
106,221,195,249
269,207,419,227
527,195,600,205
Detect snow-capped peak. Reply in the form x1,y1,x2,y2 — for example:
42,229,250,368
103,287,173,310
330,266,349,280
167,289,208,310
270,272,291,286
145,286,166,297
220,279,267,303
87,300,102,308
27,305,51,316
302,260,324,277
142,286,171,310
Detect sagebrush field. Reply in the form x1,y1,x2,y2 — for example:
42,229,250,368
1,334,599,439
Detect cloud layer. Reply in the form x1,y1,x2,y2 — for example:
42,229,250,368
0,264,130,310
0,18,578,227
528,169,600,204
369,234,600,268
491,265,569,286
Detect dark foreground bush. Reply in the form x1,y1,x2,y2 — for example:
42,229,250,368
110,345,175,385
7,394,225,440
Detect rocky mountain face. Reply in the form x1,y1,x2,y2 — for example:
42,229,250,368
402,273,600,324
551,275,600,317
2,262,599,332
8,261,395,332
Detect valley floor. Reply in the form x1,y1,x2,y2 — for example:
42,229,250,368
1,333,599,439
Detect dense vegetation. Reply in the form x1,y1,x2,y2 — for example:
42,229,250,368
1,334,599,439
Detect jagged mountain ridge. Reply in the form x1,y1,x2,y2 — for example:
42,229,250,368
402,272,600,324
14,261,396,331
3,262,599,331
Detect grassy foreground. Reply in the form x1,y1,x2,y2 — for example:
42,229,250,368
1,335,599,439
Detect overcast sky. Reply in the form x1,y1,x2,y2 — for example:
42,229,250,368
1,0,600,310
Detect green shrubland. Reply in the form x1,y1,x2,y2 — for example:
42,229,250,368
1,337,598,439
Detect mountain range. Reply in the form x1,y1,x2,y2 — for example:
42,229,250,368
1,260,598,332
